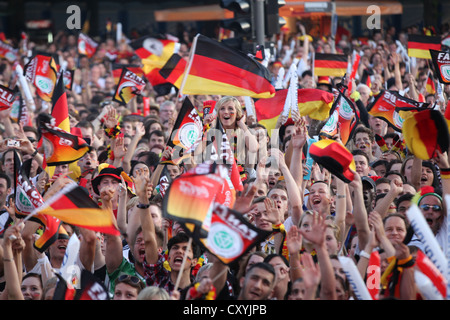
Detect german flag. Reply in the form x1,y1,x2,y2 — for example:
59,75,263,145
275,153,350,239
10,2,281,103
0,84,18,111
430,49,450,85
162,163,225,238
37,113,90,166
39,183,120,236
52,73,70,132
23,53,58,102
180,34,275,99
407,34,441,59
14,154,62,252
195,203,272,265
367,90,429,132
159,53,187,89
402,109,449,160
426,72,436,95
111,64,144,85
319,91,359,145
78,33,98,58
254,88,333,136
162,97,203,165
314,53,348,77
112,67,146,105
129,35,177,96
309,139,356,183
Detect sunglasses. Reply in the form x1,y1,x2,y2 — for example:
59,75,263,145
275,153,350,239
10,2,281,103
117,274,144,288
420,204,442,212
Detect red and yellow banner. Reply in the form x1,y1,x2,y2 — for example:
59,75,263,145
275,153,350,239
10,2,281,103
23,53,58,102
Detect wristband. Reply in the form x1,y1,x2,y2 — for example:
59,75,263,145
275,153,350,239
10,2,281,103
31,149,39,158
137,202,150,209
359,250,371,259
336,194,346,199
3,258,14,262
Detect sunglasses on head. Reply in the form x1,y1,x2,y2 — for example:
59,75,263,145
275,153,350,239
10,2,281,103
117,274,144,288
420,204,442,212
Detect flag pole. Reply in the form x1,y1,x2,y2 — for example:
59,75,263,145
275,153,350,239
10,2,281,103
178,34,199,97
173,236,193,292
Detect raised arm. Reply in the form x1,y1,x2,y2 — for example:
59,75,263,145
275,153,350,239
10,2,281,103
299,212,337,300
348,169,370,251
133,167,159,265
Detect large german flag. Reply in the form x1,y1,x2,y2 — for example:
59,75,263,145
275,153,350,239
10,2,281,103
180,34,275,99
39,183,120,236
407,35,441,59
314,53,348,77
402,109,449,160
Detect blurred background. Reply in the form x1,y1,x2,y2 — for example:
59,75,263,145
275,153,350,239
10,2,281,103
0,0,449,46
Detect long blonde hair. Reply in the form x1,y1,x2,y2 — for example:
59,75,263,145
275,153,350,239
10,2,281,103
214,96,244,128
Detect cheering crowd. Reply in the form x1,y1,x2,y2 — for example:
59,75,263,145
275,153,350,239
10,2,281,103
0,18,450,302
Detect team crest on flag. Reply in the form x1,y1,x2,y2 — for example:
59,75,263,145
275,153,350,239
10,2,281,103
14,153,62,252
112,67,146,105
0,84,18,111
320,90,359,145
78,33,98,58
430,49,450,84
162,163,226,238
196,203,271,265
367,90,430,132
23,53,58,102
162,97,203,165
0,41,18,62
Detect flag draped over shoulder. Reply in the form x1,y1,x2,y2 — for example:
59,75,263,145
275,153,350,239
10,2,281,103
407,35,441,59
367,90,430,132
112,67,146,105
14,153,62,252
314,53,348,77
319,90,359,145
37,113,90,166
0,84,18,111
129,35,177,96
78,33,98,58
23,53,58,102
162,97,203,165
196,203,272,265
162,163,226,238
180,34,275,99
430,49,450,84
37,183,120,236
